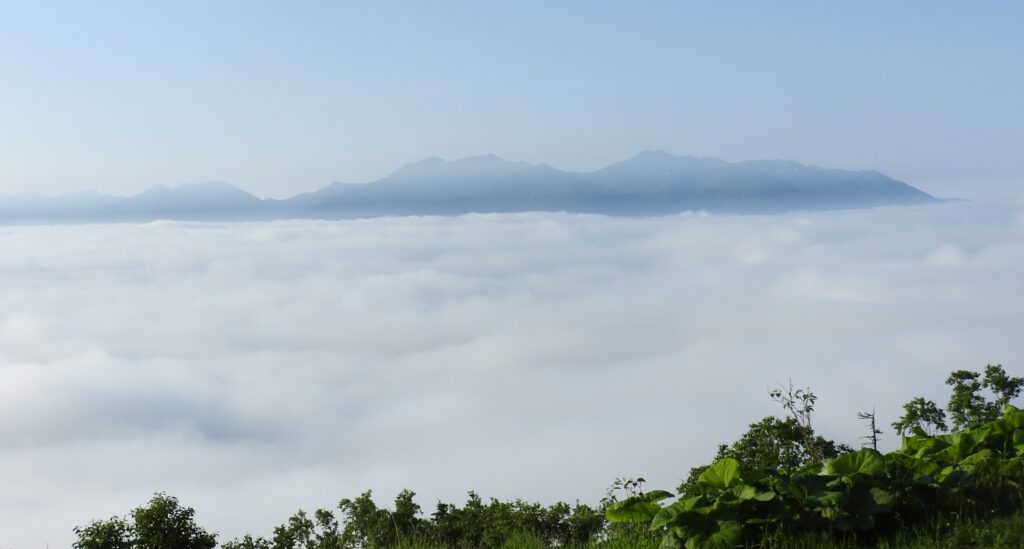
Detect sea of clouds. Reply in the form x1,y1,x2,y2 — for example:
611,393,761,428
1,201,1023,545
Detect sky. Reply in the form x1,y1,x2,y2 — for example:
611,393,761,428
1,1,1022,199
1,201,1023,545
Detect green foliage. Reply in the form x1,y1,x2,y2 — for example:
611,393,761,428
985,364,1024,409
131,493,217,549
604,491,672,524
221,535,272,549
608,405,1024,548
76,365,1024,549
892,397,947,436
769,382,823,462
947,370,996,429
250,508,342,549
335,489,427,548
697,459,742,490
946,364,1024,430
73,493,216,549
72,516,133,549
430,491,603,548
760,509,1024,548
678,416,850,496
218,490,605,549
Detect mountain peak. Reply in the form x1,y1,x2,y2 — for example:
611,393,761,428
450,154,531,170
460,153,503,162
632,150,676,160
122,182,262,214
385,154,533,184
176,181,240,190
141,183,172,193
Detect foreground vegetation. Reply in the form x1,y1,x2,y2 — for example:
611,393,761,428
73,365,1024,548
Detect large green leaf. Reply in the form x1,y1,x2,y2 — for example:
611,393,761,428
698,458,742,490
909,436,950,459
938,469,968,492
684,520,743,549
1004,406,1024,429
735,484,775,502
811,490,843,508
652,496,706,528
664,509,716,532
823,449,886,477
869,487,894,512
936,432,982,462
605,490,673,523
958,449,996,474
771,478,803,499
1013,429,1024,446
783,472,833,499
999,458,1024,482
960,449,993,465
969,427,996,446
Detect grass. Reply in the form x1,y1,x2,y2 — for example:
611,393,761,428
384,510,1024,548
761,510,1024,548
386,526,662,549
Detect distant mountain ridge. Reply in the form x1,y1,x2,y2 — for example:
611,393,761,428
0,152,938,224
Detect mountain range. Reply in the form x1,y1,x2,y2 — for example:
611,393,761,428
0,152,938,224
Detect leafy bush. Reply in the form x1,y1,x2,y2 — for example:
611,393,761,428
607,405,1024,548
73,493,217,549
678,416,851,497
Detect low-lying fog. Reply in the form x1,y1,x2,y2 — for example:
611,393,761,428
1,201,1022,545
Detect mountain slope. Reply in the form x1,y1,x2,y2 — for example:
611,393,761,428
0,153,939,224
583,151,935,214
307,155,604,216
99,182,269,220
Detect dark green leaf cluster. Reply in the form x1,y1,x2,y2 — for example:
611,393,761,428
678,416,850,497
79,490,604,549
946,365,1024,430
892,397,947,436
217,491,603,549
607,405,1024,548
73,493,217,549
430,492,603,548
220,507,344,549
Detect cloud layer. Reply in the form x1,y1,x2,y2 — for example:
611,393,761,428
1,202,1023,545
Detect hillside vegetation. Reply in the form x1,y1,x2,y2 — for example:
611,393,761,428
72,365,1024,548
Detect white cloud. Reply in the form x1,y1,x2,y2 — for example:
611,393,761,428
0,202,1022,546
926,244,968,267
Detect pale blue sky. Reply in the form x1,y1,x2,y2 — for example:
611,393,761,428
1,1,1021,198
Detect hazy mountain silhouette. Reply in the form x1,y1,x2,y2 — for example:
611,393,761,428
583,151,935,214
102,182,270,221
0,191,126,223
0,152,938,224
